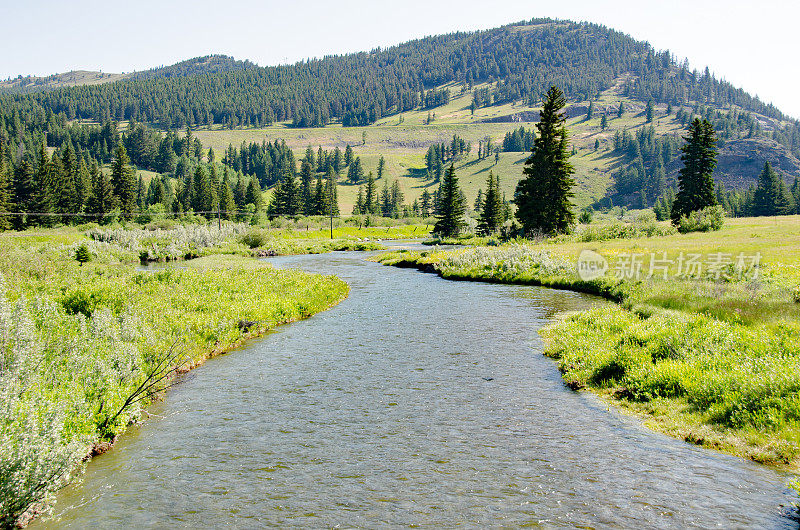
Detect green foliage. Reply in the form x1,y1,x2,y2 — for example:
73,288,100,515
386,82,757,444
514,86,575,235
676,205,725,233
477,171,503,235
74,243,91,266
578,207,593,224
433,165,466,237
671,119,718,223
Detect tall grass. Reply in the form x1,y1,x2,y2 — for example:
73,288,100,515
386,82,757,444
0,235,348,524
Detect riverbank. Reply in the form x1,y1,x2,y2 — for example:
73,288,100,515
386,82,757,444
373,216,800,470
0,230,349,526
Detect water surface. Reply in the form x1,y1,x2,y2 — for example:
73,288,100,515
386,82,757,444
40,250,795,528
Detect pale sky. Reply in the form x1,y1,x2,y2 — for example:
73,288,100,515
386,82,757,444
1,0,798,118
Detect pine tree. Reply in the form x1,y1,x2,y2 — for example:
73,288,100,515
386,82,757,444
671,118,718,223
245,174,264,212
514,86,576,235
587,100,594,120
474,189,484,212
219,179,237,220
32,145,55,226
377,155,386,179
13,159,36,228
344,144,353,166
645,99,654,123
300,160,314,214
111,144,137,218
751,161,793,216
601,113,607,130
313,174,325,215
380,179,391,217
85,162,116,222
420,189,432,217
617,102,624,118
433,165,466,237
347,156,364,183
478,171,503,235
0,156,12,230
324,168,339,216
364,172,377,214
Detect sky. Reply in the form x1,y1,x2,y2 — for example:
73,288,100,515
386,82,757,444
1,0,798,118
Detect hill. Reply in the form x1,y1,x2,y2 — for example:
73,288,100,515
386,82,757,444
0,54,249,93
1,18,799,214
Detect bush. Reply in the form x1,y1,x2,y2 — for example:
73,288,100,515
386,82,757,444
238,229,270,249
578,208,594,224
676,205,725,233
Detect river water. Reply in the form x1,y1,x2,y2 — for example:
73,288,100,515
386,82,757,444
40,248,795,528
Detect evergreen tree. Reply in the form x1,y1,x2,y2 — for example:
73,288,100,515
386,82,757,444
514,86,576,235
645,99,654,123
478,171,503,235
751,161,794,216
32,145,55,226
433,165,466,236
671,119,718,223
324,168,339,216
364,172,378,214
0,156,12,230
85,162,116,222
587,100,594,120
380,179,392,217
344,144,353,166
347,156,364,183
300,160,314,214
377,155,386,179
313,174,326,215
13,159,36,228
245,174,264,212
420,189,432,217
601,113,607,130
219,179,237,220
474,189,484,212
617,102,624,118
390,180,404,217
353,186,365,215
111,144,137,218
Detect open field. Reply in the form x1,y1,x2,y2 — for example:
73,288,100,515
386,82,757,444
374,215,800,467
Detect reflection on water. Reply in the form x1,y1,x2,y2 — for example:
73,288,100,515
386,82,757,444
39,251,795,528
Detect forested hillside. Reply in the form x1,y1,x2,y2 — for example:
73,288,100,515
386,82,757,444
1,17,800,221
0,19,792,131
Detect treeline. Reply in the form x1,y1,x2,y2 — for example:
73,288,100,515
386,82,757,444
2,18,792,139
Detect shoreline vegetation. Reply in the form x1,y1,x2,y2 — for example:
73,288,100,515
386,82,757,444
0,224,364,526
373,215,800,471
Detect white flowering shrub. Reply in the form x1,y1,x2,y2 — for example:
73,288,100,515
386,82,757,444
87,223,249,261
438,244,573,278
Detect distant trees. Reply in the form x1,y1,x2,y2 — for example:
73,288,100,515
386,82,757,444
515,87,576,235
433,165,466,237
671,118,718,224
502,126,536,152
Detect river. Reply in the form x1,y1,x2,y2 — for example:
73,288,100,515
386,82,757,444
38,248,796,528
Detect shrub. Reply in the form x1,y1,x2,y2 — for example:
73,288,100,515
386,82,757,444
578,207,594,224
676,205,725,234
238,229,270,249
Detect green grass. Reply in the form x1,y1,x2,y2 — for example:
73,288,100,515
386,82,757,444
0,228,349,524
373,215,800,468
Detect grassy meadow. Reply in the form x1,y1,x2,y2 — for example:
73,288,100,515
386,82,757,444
191,79,688,214
374,215,800,468
0,225,354,524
